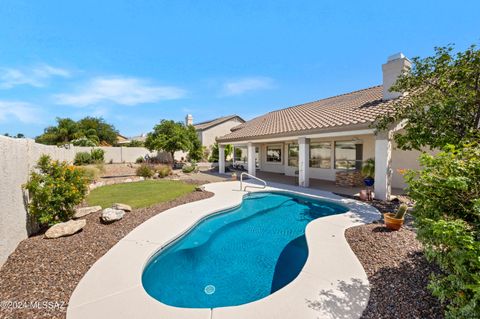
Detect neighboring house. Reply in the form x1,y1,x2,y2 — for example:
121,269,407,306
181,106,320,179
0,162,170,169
217,53,424,200
116,134,130,145
186,114,245,150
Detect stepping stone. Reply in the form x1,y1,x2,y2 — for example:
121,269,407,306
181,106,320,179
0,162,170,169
112,203,132,212
45,219,86,239
101,208,125,223
73,206,102,219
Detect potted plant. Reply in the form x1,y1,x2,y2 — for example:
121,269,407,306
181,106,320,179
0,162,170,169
359,158,375,200
384,204,408,231
231,172,237,181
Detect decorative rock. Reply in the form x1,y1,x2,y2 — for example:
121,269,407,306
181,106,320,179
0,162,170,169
101,208,125,223
195,185,205,192
45,219,86,239
73,206,102,219
112,203,132,212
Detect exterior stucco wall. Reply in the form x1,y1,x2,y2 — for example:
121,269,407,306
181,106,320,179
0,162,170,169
200,118,244,150
391,142,433,189
0,136,160,266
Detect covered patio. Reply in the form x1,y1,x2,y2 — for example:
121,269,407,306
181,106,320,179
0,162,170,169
217,127,400,200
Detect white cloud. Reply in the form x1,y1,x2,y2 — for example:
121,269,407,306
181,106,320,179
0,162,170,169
0,100,41,123
222,76,274,96
0,64,71,89
54,76,186,106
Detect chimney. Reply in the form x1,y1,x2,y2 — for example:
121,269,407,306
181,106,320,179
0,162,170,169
382,52,411,100
185,114,193,126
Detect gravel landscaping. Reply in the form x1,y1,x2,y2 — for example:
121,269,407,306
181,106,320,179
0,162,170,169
346,223,445,318
0,190,213,319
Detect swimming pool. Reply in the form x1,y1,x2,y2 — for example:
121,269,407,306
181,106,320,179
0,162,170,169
142,191,348,308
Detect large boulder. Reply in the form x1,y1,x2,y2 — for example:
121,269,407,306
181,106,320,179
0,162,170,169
112,203,132,212
101,208,125,223
45,219,86,239
73,206,102,219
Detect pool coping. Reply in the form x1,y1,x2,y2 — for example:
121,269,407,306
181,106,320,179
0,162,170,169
67,181,380,319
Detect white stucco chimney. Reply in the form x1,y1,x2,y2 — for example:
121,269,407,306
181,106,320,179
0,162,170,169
185,114,193,126
382,52,411,100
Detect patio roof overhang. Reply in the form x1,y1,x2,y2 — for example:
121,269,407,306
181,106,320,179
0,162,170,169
218,128,375,145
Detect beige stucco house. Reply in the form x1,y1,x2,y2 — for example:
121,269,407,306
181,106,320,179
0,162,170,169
217,53,424,200
186,114,245,150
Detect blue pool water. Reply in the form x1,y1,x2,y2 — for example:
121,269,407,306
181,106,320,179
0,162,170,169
142,192,348,308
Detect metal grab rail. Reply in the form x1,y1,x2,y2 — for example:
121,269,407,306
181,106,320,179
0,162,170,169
240,172,267,191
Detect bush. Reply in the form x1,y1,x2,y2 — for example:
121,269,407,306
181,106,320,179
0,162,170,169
155,165,172,178
76,166,101,184
90,148,105,163
74,151,92,165
405,141,480,318
136,164,155,178
23,155,88,226
136,156,145,164
182,162,197,173
71,137,97,147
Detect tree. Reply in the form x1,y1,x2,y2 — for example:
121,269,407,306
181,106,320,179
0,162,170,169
375,44,480,150
186,125,203,161
404,142,480,318
145,120,198,161
77,117,118,145
209,142,233,162
375,44,480,318
36,117,118,146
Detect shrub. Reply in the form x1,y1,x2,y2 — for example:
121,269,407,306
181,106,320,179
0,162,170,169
155,165,172,178
136,164,155,178
90,148,105,163
76,166,100,184
136,156,145,164
405,141,480,318
71,137,97,147
74,151,92,165
23,155,88,226
182,162,197,174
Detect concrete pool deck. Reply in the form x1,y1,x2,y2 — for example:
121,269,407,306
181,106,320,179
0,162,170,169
67,181,380,319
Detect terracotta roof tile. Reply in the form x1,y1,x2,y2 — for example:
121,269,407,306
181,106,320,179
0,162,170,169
218,85,399,142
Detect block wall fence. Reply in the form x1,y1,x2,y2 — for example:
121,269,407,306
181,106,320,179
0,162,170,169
0,136,157,266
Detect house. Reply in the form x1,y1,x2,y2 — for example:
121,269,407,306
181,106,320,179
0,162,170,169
216,53,424,200
116,134,130,145
186,114,245,150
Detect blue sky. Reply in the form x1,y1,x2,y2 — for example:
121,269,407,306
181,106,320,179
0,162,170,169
0,0,479,138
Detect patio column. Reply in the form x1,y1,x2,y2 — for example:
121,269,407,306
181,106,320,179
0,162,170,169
298,137,310,187
219,144,225,174
374,131,392,200
247,143,256,176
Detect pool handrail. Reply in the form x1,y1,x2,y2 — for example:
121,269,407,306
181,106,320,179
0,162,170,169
240,172,267,191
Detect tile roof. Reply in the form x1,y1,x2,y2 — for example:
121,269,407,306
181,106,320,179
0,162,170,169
218,85,401,142
193,115,245,131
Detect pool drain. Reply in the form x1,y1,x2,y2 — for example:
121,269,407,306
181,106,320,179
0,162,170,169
204,285,216,295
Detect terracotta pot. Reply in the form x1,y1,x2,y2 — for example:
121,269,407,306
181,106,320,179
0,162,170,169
384,213,404,231
231,175,237,181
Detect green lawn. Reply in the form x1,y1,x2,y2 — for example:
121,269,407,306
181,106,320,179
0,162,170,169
87,180,196,209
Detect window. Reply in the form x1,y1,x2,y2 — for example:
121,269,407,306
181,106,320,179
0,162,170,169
266,145,282,163
287,143,298,167
234,147,247,163
310,142,331,168
334,141,363,170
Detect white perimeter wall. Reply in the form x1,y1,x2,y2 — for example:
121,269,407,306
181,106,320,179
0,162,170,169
0,136,158,266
